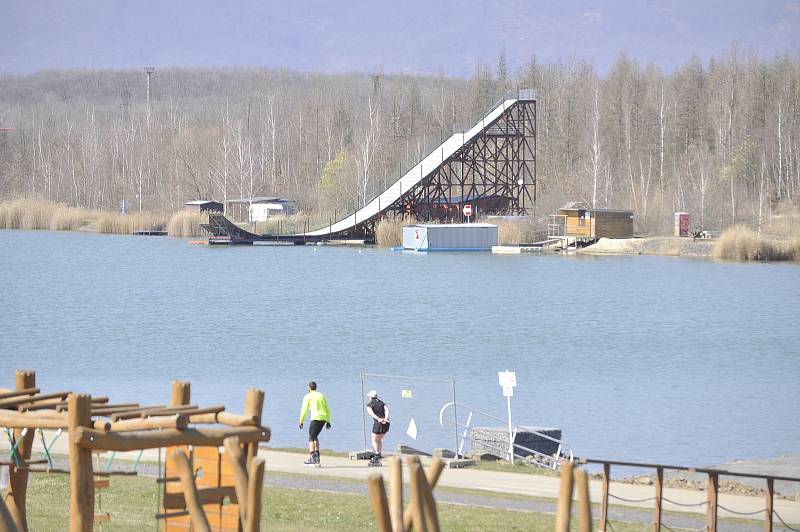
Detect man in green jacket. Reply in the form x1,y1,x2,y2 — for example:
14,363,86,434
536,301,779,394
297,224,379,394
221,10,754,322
299,381,331,466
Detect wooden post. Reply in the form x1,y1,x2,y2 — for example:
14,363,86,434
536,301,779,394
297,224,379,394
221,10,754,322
706,472,718,532
389,456,404,532
243,389,265,463
599,463,610,532
171,450,210,532
765,478,774,532
4,370,35,531
407,456,428,532
574,468,592,532
417,463,441,532
170,380,191,408
651,466,663,531
368,474,393,532
68,394,95,532
244,457,265,532
402,457,444,531
555,461,574,532
0,495,21,532
223,437,249,526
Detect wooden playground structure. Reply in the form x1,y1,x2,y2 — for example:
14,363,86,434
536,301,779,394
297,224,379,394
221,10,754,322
366,455,445,532
0,369,270,532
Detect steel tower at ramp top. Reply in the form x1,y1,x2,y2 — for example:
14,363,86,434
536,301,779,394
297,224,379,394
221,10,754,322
204,89,537,243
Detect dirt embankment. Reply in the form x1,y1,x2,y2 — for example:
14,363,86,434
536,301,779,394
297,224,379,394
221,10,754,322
579,236,714,258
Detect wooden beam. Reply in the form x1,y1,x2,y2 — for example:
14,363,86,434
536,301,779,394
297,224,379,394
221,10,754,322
0,390,70,409
0,411,68,430
389,456,404,532
0,388,39,401
73,425,271,451
0,459,48,467
108,405,169,421
654,466,663,532
368,474,392,532
4,370,36,532
88,404,142,416
107,414,188,432
706,472,718,532
574,467,592,532
22,409,64,418
93,513,110,523
165,405,224,417
22,468,136,477
92,420,112,431
171,449,211,532
21,395,105,412
244,457,265,532
110,404,222,420
93,479,110,490
190,412,258,427
68,394,94,532
555,461,575,532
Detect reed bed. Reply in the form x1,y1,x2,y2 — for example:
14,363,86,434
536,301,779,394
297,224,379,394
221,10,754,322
249,214,314,235
485,217,538,245
167,210,208,237
713,224,800,262
95,211,168,234
375,215,417,247
0,199,92,230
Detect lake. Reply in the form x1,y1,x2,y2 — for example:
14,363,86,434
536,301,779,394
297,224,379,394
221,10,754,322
1,229,798,469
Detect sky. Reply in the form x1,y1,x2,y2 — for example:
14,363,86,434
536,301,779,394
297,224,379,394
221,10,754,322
2,0,799,77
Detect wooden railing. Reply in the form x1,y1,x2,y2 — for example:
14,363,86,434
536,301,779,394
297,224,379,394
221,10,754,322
580,458,800,532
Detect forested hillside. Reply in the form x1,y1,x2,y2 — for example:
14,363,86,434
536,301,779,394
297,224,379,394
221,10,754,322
1,47,797,233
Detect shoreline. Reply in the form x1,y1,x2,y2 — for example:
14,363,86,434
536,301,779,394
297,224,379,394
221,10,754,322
579,236,715,258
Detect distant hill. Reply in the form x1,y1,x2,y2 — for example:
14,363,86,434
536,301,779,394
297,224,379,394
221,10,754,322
2,0,798,76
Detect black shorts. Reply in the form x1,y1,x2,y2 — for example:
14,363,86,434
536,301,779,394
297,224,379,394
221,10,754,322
308,420,326,441
372,421,390,435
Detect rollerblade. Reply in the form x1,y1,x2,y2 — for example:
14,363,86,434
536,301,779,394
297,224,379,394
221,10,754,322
304,452,321,468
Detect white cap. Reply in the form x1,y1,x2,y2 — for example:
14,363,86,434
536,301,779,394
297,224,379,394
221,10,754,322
367,390,377,398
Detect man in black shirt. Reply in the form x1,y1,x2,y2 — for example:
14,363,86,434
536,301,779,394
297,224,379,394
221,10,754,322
366,390,390,466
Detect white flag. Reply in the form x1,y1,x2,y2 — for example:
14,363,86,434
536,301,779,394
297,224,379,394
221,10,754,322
406,417,418,440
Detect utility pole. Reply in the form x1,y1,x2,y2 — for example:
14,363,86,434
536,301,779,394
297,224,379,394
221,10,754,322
144,67,155,127
120,90,131,122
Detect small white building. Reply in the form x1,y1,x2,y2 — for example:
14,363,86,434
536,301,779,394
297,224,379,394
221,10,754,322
224,197,298,222
249,202,288,221
402,223,498,251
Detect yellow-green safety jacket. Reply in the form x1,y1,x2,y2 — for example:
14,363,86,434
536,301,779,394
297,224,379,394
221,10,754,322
299,390,331,423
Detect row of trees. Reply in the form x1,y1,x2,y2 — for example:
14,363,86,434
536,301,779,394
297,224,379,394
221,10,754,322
0,47,798,233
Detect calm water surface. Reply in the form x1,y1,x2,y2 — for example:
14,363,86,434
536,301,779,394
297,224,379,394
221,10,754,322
1,230,798,468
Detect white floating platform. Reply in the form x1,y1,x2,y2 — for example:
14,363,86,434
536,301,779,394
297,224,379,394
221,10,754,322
492,245,543,254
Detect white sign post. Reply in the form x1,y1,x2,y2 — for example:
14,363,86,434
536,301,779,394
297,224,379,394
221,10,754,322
463,203,472,222
497,370,517,464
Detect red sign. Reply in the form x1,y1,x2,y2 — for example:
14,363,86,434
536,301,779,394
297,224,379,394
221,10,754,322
463,204,472,217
